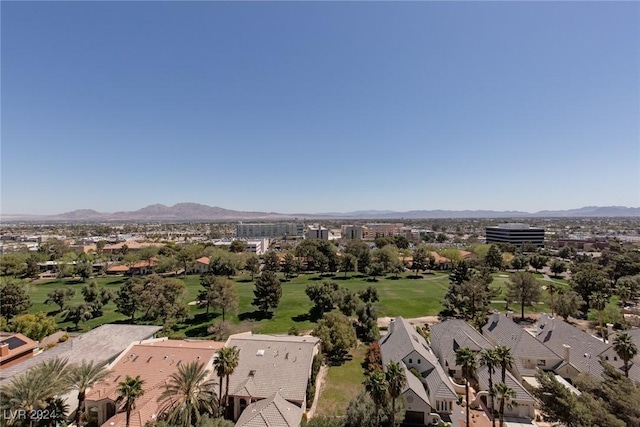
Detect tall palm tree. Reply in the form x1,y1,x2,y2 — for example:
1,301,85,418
456,347,477,427
68,360,109,426
479,349,499,427
363,369,388,427
613,332,638,377
213,353,226,414
385,361,406,427
157,362,218,427
494,346,514,384
495,382,516,427
217,346,240,413
591,292,609,342
116,375,145,427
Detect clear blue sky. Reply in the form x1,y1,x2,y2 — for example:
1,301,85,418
2,1,639,215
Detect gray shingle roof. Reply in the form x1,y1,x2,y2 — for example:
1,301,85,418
234,392,303,427
483,313,559,377
402,362,431,406
430,319,493,370
0,324,161,386
535,315,610,380
476,365,535,403
380,318,456,404
226,334,320,403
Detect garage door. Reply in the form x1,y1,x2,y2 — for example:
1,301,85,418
404,411,424,424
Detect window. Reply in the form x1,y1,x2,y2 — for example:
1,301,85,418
537,359,546,367
408,358,412,364
418,359,421,364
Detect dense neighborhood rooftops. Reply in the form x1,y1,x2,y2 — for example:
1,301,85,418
483,313,560,377
226,334,320,403
430,319,493,370
476,365,536,403
0,324,162,386
234,392,303,427
86,339,224,427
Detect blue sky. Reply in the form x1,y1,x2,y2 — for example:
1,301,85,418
2,1,639,215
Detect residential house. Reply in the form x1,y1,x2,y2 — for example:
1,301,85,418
429,319,493,380
191,256,210,274
0,333,38,368
379,317,458,425
224,333,320,423
85,339,225,427
534,315,632,382
475,365,536,419
234,392,303,427
482,313,561,382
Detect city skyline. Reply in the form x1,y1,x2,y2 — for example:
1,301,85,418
2,2,639,215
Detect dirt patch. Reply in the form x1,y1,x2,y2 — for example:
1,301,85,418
378,316,440,328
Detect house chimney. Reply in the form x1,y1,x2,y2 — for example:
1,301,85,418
606,323,614,343
0,343,9,357
563,344,571,362
506,311,513,320
388,319,396,335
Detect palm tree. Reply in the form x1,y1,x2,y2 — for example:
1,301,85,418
363,369,388,427
479,349,499,427
495,382,516,427
456,347,477,427
591,292,609,342
213,353,226,414
217,346,240,414
494,346,514,384
157,362,218,427
1,358,70,427
385,361,406,427
44,397,70,427
68,360,109,426
613,332,638,377
116,375,145,427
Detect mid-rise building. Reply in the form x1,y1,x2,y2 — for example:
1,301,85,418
236,223,304,239
305,225,329,240
485,223,545,247
341,225,367,240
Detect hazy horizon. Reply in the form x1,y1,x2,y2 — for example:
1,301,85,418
3,2,639,215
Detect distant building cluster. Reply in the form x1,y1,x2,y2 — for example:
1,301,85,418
485,223,545,247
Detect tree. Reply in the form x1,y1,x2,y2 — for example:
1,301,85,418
411,246,429,275
510,255,528,270
244,254,260,280
495,346,513,384
356,302,380,343
456,347,477,427
9,312,58,341
115,277,145,322
45,288,76,311
363,369,388,427
365,263,384,281
136,276,189,324
313,312,357,364
25,255,40,280
282,252,300,279
613,332,638,378
0,280,32,320
216,346,240,412
262,251,280,273
117,375,145,427
443,276,495,325
385,361,406,427
157,362,218,427
375,245,400,273
340,253,358,278
552,290,584,321
558,246,575,260
252,272,282,316
591,291,610,341
485,245,503,271
528,255,547,272
336,288,360,317
209,253,238,278
62,303,93,328
198,276,238,321
449,261,472,286
305,280,339,315
344,240,371,273
75,259,93,282
533,370,584,427
228,240,246,253
81,281,114,318
479,349,499,427
495,382,516,427
550,260,567,277
0,253,27,277
571,262,610,312
364,342,383,373
68,360,109,426
506,272,541,320
358,286,379,304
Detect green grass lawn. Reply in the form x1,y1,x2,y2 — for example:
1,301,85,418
315,345,366,417
24,272,451,335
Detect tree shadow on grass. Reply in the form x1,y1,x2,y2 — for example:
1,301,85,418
366,278,380,283
292,307,323,323
406,274,424,280
185,325,210,337
333,276,353,281
237,278,253,283
183,312,214,326
329,353,353,367
238,310,273,321
309,277,323,281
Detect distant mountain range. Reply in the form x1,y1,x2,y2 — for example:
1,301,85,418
2,203,640,222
